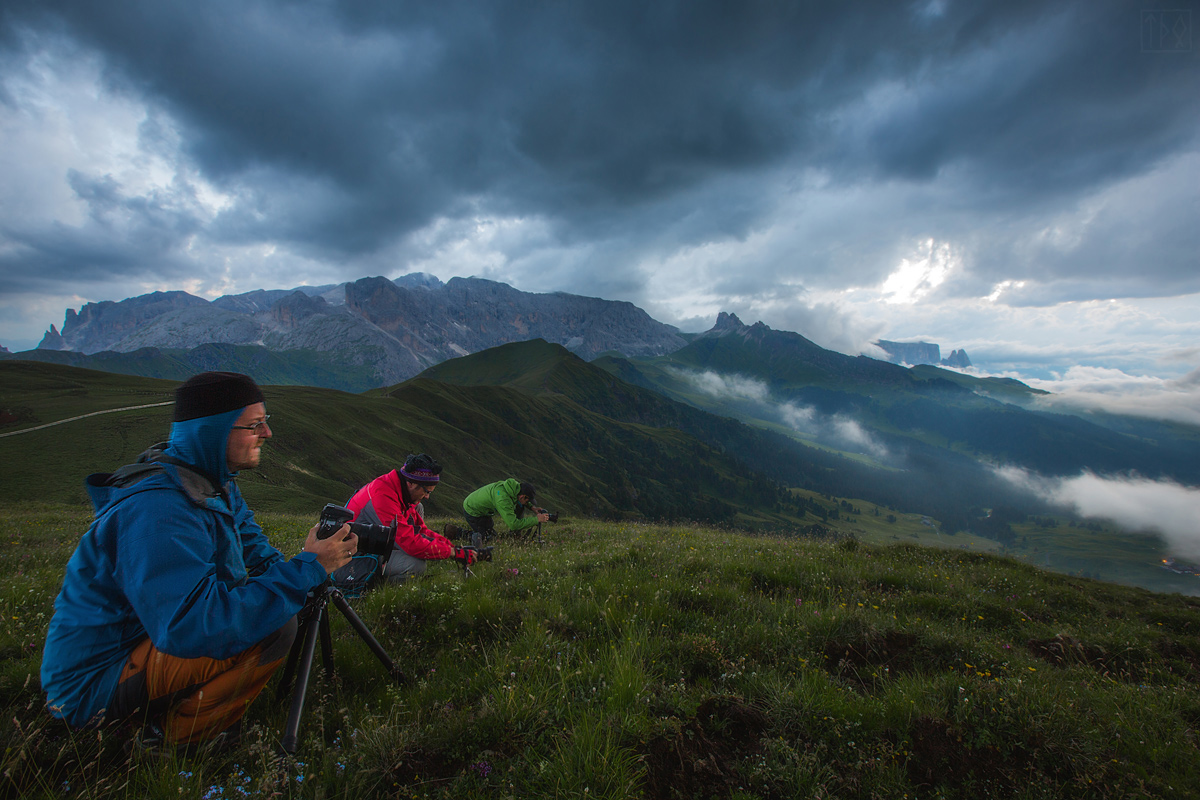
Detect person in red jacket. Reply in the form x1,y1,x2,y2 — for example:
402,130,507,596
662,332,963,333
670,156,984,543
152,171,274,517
345,453,475,583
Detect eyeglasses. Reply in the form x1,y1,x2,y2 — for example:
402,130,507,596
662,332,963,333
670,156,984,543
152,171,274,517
231,415,271,433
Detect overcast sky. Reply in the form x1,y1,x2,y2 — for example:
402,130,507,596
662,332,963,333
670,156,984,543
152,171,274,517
2,1,1198,392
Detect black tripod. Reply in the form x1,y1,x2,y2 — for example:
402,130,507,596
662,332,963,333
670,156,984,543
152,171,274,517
275,582,404,754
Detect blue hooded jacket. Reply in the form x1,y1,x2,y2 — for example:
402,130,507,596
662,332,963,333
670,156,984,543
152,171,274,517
41,407,328,728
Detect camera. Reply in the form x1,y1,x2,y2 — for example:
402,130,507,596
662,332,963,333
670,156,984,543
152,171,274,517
317,503,396,558
467,530,495,561
545,511,559,523
465,545,494,563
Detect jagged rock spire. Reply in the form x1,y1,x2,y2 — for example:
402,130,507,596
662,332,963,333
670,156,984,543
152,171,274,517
37,324,65,351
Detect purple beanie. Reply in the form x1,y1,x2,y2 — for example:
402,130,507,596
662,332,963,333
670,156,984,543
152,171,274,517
399,453,442,484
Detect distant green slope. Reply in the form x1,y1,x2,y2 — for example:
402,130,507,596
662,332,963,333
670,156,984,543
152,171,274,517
0,360,797,526
670,317,917,392
1,343,381,392
908,363,1049,400
418,340,883,492
416,340,1046,533
594,323,1200,486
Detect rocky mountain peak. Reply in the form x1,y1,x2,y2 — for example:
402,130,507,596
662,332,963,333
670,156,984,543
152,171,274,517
270,291,329,328
44,291,210,353
710,311,746,333
37,324,65,351
874,339,972,369
943,349,972,368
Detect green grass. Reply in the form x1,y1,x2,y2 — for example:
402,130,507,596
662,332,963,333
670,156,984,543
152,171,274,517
5,507,1200,798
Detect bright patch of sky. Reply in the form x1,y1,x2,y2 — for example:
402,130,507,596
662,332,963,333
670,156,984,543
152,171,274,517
880,239,957,304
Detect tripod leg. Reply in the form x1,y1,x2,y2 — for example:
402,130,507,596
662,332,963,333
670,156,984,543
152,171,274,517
275,614,308,700
280,599,326,754
319,610,335,681
328,588,407,685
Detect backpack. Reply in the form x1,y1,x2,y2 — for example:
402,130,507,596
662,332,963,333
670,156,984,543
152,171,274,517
328,553,384,598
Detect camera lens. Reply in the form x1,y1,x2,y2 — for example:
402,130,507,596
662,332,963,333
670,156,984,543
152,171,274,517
348,521,396,558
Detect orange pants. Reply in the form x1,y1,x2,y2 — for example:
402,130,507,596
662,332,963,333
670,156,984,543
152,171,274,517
110,617,297,744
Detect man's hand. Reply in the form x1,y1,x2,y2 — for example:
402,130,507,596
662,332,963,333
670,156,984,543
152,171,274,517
302,523,359,574
452,546,477,566
536,511,550,523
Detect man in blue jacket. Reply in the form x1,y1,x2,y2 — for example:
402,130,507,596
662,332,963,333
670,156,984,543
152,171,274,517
41,372,357,747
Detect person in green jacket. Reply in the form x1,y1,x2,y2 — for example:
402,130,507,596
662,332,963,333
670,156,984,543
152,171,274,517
462,479,549,540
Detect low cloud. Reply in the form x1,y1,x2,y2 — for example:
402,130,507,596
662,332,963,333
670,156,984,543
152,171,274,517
671,369,771,403
673,368,891,460
998,467,1200,560
827,416,890,460
779,402,816,430
1024,366,1200,427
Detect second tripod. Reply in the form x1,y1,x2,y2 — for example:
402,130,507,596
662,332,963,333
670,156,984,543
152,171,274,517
275,582,404,754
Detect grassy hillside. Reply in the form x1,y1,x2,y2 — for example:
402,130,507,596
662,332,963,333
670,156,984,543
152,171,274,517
670,319,917,392
598,315,1200,480
1,343,382,392
5,358,1194,597
4,508,1200,798
908,364,1050,401
0,360,799,526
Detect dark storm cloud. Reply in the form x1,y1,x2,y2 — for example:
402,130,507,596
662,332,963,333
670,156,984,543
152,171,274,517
0,0,1197,304
838,5,1198,192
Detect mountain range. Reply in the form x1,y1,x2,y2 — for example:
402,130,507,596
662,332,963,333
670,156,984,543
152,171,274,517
26,274,687,388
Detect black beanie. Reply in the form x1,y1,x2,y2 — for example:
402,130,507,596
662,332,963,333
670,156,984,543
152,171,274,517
174,372,265,422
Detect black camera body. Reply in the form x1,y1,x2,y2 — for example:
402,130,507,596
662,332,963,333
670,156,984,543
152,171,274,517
316,504,354,539
317,503,396,558
545,511,559,523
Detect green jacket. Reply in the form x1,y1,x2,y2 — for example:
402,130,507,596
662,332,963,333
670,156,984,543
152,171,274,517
462,479,539,532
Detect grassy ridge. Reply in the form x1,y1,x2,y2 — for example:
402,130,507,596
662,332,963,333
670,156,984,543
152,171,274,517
0,361,804,526
3,508,1200,798
0,343,383,393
